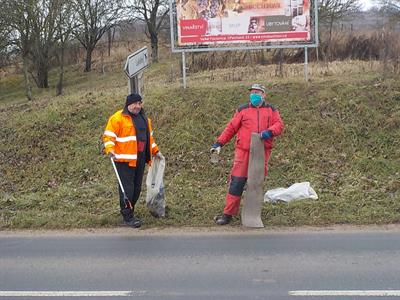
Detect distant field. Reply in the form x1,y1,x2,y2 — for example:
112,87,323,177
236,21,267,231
0,59,399,229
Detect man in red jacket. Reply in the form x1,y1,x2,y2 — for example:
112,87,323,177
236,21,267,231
211,84,284,225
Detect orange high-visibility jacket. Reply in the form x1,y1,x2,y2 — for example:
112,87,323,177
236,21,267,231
103,109,159,167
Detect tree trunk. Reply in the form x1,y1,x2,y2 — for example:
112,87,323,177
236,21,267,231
36,58,49,88
274,49,283,77
100,50,105,74
278,49,283,77
108,29,112,57
327,19,334,62
260,49,267,65
151,35,158,63
56,45,65,96
22,55,32,101
382,29,389,79
84,48,93,72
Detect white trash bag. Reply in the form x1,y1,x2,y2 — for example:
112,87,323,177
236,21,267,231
146,153,166,217
264,182,318,203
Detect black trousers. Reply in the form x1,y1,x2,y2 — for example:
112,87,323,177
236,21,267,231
115,152,146,211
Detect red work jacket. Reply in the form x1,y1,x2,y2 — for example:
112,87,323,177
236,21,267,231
217,102,284,151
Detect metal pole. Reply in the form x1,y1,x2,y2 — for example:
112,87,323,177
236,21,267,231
304,46,308,82
128,76,139,94
137,72,144,97
182,51,187,89
314,0,320,47
169,0,176,52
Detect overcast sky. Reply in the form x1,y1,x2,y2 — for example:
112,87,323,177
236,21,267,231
361,0,376,10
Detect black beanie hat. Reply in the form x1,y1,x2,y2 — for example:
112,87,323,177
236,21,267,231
126,93,142,106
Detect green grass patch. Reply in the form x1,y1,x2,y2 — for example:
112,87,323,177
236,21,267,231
0,60,399,229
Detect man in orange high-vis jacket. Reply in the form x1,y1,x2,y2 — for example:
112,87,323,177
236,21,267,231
210,84,284,225
103,93,161,228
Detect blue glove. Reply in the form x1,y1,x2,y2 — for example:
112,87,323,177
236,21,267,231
211,142,221,149
260,130,273,140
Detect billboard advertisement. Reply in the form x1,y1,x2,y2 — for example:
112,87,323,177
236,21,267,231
174,0,313,46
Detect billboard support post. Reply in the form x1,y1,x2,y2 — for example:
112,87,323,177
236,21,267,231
304,46,309,82
182,51,187,89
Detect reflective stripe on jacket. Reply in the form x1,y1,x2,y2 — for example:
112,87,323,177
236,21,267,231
103,109,159,167
217,102,284,151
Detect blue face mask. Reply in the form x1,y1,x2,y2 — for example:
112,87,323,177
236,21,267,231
250,93,263,106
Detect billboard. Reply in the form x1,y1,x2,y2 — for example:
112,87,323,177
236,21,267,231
171,0,316,48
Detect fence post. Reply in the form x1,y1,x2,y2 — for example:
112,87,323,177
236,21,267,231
304,46,309,82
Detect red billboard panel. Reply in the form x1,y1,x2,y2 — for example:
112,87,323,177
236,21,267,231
176,0,312,46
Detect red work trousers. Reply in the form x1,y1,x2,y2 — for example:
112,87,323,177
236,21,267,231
224,147,271,216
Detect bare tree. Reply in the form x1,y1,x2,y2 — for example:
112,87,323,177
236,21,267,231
1,0,35,100
318,0,361,60
55,1,77,96
72,0,125,72
29,0,64,88
2,0,65,92
130,0,169,63
0,10,12,67
377,0,400,76
379,0,400,19
0,13,10,50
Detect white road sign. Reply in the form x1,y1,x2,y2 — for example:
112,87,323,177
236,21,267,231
124,47,148,78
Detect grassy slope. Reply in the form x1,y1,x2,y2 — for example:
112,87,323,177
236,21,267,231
0,61,399,229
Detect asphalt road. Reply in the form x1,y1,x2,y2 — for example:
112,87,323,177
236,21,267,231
1,228,400,299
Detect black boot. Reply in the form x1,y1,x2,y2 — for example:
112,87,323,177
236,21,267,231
214,214,232,225
121,208,142,228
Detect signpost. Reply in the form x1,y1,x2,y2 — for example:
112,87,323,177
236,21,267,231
124,47,149,96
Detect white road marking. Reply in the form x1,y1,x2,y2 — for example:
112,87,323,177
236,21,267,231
0,291,146,297
289,290,400,297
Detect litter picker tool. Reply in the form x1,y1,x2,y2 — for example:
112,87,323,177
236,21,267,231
110,156,132,209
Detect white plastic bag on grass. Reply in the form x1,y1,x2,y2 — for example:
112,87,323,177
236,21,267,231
146,153,166,217
264,182,318,203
